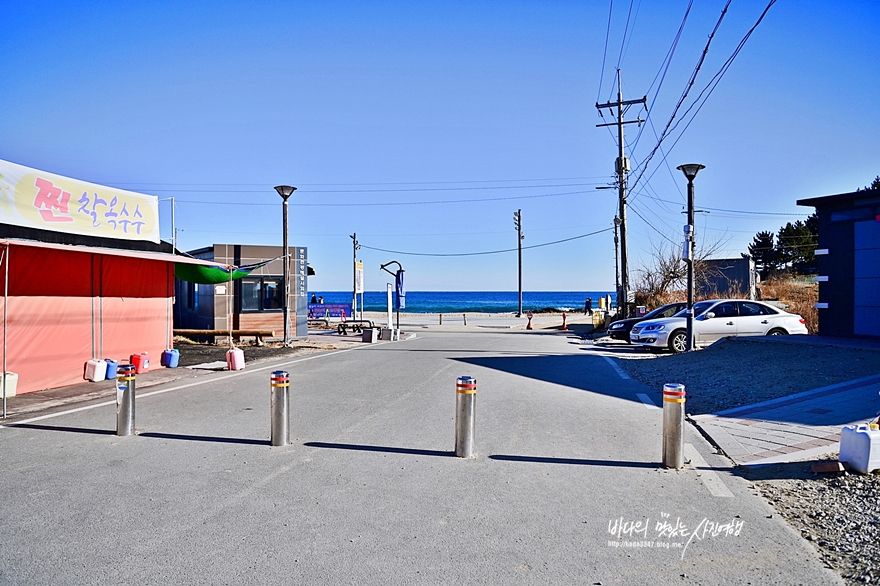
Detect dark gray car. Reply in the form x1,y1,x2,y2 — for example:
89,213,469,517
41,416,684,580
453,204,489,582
606,302,687,343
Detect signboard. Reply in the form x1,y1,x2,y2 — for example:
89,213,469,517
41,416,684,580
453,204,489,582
355,261,364,294
395,269,406,310
308,304,351,319
0,159,160,243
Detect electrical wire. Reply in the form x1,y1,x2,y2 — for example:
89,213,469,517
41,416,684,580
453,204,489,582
630,0,777,195
173,189,596,207
360,227,613,257
142,182,601,194
627,0,732,190
597,0,614,102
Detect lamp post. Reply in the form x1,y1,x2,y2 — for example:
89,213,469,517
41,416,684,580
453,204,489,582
676,164,704,352
274,185,297,346
513,210,523,317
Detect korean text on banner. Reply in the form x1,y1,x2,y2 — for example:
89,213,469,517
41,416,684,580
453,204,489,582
355,261,364,294
0,159,160,243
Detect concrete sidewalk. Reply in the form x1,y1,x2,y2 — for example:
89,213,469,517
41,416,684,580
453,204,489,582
692,374,880,466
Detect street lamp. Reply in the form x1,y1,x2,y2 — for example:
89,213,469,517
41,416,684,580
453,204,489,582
676,164,704,352
274,185,297,346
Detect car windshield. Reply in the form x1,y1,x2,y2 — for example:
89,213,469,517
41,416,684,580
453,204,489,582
672,301,716,318
644,304,676,319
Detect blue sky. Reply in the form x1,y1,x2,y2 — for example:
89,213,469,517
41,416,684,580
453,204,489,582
2,1,878,292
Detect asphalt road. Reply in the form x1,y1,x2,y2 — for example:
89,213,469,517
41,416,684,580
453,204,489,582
0,329,841,585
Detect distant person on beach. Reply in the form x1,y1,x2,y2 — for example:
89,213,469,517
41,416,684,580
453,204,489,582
318,296,324,304
311,293,317,303
584,297,593,315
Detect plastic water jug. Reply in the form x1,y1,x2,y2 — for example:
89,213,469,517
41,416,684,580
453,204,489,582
161,349,180,368
84,359,107,382
130,353,150,374
226,347,245,371
104,359,119,379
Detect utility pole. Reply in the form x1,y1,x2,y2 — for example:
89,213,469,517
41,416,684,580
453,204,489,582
596,70,646,318
513,209,524,317
613,216,621,314
350,233,360,319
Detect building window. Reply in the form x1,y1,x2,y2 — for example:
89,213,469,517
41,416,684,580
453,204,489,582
240,277,284,312
185,283,199,310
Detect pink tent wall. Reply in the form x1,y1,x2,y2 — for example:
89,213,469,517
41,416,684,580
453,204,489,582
1,243,174,395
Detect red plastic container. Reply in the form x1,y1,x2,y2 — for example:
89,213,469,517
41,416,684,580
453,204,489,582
130,352,150,374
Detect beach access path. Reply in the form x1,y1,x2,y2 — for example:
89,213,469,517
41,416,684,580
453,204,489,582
0,328,839,585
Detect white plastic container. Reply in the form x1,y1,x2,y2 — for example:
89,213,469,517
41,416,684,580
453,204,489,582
0,372,18,397
226,347,245,371
84,359,107,382
839,424,880,474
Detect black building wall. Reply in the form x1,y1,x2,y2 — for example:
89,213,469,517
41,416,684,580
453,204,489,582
799,189,880,338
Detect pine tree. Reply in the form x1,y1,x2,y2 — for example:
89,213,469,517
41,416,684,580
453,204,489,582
748,231,778,277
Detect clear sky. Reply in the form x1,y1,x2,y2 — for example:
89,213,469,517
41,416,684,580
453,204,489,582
1,1,878,292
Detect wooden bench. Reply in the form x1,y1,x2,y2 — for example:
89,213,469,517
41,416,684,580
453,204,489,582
173,329,276,346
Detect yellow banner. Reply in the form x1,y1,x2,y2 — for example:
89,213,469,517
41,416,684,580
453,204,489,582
0,159,160,243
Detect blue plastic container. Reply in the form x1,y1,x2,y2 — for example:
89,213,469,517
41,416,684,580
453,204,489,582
104,359,119,379
161,349,180,368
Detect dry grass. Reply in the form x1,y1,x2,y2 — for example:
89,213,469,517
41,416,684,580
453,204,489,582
633,277,819,333
759,277,819,333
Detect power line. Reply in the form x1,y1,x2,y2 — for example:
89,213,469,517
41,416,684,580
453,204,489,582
109,176,609,188
630,0,694,155
141,182,601,194
630,0,777,195
627,0,732,191
611,0,637,101
597,0,614,102
173,189,596,207
360,227,613,258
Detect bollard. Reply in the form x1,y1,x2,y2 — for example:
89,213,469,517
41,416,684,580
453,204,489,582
561,312,568,330
463,313,467,326
662,383,686,468
455,376,477,458
270,370,290,446
116,364,136,436
439,313,443,325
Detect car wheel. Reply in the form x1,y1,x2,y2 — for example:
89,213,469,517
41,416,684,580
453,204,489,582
668,330,688,353
625,335,632,344
767,328,788,336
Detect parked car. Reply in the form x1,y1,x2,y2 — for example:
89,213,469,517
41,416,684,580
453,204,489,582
607,302,688,343
630,299,808,353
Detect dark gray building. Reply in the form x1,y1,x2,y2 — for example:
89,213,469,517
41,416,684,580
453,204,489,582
175,244,309,340
699,256,757,300
798,188,880,338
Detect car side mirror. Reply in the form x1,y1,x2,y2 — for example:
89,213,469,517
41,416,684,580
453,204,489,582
704,312,715,319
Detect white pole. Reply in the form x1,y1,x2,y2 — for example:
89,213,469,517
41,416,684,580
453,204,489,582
386,283,393,330
3,245,8,418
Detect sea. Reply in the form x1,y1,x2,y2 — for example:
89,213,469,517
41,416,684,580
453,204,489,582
310,291,616,314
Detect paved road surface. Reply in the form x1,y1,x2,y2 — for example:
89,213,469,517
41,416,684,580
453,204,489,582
0,329,840,584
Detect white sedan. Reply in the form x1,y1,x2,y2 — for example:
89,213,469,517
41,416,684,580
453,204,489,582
629,299,808,353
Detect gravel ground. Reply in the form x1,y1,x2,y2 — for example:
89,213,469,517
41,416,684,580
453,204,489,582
615,336,880,415
174,337,360,367
616,336,880,585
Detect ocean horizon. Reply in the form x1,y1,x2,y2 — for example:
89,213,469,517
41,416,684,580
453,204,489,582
309,291,616,314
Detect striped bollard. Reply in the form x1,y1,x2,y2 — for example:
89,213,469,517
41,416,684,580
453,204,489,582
270,370,290,446
116,364,136,436
455,376,477,458
662,383,686,469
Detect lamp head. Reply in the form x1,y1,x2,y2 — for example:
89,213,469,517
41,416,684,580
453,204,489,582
274,185,297,200
676,164,705,181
